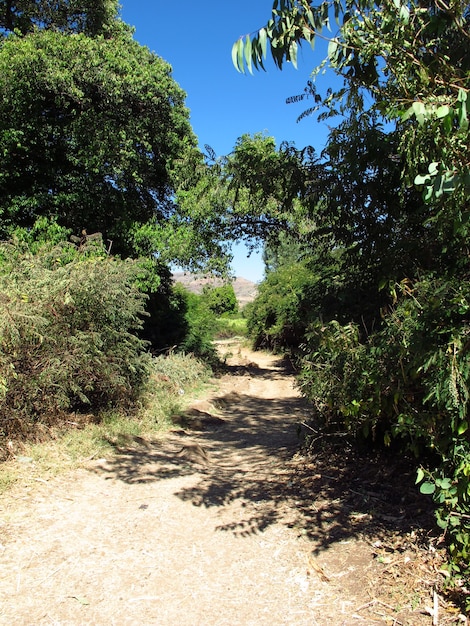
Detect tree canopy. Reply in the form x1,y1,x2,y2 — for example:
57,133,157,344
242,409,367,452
0,0,120,36
233,1,470,210
0,1,235,271
0,27,197,257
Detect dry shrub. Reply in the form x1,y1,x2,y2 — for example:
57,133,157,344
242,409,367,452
0,237,151,439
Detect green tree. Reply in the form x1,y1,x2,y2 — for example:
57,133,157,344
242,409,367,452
202,284,238,316
172,285,218,360
175,133,320,262
263,230,306,276
0,0,119,36
0,27,198,258
0,5,236,355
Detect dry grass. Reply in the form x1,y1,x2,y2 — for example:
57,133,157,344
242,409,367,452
0,352,212,493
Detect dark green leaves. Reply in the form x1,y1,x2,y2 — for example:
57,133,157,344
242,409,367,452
0,29,196,257
0,0,121,36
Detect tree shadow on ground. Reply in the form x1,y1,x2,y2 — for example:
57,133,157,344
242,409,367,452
93,361,436,557
171,402,436,552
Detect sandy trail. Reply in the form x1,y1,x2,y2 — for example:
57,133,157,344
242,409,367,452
0,341,405,625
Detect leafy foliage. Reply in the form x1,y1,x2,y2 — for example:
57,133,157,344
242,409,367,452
0,0,120,36
170,285,218,362
175,133,318,253
296,275,470,581
201,284,238,316
246,259,321,351
151,351,210,395
214,315,248,339
0,233,151,436
233,1,470,222
0,27,196,257
236,1,470,591
0,1,238,276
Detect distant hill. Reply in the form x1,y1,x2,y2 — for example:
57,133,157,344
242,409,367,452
172,273,259,307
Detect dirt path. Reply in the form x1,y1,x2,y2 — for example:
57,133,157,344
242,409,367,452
0,341,453,625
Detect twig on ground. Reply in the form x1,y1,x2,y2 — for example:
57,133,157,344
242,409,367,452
307,555,331,582
355,598,400,613
433,588,439,626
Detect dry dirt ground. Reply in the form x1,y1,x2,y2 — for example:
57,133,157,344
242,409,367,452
0,340,465,625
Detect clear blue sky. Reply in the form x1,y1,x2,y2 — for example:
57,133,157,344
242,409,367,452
119,1,335,282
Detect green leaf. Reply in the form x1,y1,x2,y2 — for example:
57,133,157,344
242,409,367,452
436,516,448,530
333,0,340,24
244,35,253,74
436,477,452,490
289,40,298,69
416,467,425,484
259,27,267,60
232,39,242,72
302,26,312,42
399,5,410,23
443,114,453,134
401,105,414,121
252,39,266,71
237,38,245,74
420,481,436,495
328,39,338,64
322,2,330,31
428,162,439,175
412,101,425,120
458,420,468,435
458,100,468,130
414,173,430,186
436,105,451,119
423,185,434,201
442,176,456,193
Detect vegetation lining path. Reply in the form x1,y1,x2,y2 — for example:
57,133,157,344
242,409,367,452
0,340,455,625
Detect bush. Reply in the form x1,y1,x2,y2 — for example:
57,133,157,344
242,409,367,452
297,319,367,430
385,277,470,585
151,351,210,391
201,284,238,316
297,274,470,587
0,235,151,437
246,260,320,351
171,284,218,361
